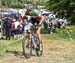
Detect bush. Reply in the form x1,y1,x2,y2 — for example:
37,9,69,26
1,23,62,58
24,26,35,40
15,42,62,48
55,25,75,39
69,16,75,25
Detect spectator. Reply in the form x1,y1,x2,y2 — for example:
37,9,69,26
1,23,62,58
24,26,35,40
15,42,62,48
14,20,20,39
0,18,1,39
1,16,5,37
11,19,15,39
4,17,12,40
17,23,24,38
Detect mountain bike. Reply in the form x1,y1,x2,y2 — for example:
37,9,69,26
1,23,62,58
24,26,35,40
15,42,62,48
22,24,43,58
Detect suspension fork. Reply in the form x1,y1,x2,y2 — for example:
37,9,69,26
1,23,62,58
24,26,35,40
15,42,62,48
31,33,38,48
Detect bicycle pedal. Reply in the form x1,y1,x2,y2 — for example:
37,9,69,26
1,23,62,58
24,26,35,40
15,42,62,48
36,48,40,51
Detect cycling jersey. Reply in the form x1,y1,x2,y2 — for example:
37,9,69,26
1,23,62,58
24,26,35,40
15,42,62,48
31,9,43,24
25,9,43,27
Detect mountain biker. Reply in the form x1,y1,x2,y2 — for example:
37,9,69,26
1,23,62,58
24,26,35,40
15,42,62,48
25,4,44,50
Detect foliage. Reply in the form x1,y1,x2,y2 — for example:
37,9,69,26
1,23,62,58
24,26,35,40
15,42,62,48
46,0,75,24
41,25,75,40
10,2,25,8
0,0,26,8
55,25,75,39
0,0,46,8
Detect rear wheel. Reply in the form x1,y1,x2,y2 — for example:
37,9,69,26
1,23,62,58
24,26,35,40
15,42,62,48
22,35,32,58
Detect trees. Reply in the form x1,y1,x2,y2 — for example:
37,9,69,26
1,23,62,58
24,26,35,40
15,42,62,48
0,0,47,8
46,0,75,24
0,0,25,8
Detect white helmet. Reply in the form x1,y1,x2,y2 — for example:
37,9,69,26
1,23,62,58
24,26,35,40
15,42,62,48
27,4,34,11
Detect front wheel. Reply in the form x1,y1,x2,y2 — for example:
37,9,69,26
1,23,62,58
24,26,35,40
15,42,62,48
22,35,32,58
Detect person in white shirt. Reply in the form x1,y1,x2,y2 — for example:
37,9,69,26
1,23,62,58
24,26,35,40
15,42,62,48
14,20,20,39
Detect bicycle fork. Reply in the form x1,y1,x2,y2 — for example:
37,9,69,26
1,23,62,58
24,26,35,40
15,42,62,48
32,34,38,49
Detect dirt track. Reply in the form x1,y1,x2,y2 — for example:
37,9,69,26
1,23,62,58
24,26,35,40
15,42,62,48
0,37,75,63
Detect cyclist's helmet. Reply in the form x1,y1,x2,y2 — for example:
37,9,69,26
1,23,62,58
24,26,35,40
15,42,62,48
26,4,40,16
27,4,34,11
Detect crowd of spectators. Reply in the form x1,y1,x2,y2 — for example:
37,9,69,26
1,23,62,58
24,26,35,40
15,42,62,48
0,15,24,40
0,9,68,40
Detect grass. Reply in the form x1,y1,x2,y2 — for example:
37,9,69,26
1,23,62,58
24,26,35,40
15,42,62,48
41,27,75,41
0,39,22,57
42,34,75,42
0,31,75,57
0,26,75,63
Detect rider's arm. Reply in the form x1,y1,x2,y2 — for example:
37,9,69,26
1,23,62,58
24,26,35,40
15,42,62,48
39,16,44,25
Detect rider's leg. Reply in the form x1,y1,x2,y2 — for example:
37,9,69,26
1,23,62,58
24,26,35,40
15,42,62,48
29,23,38,48
36,28,42,42
36,27,43,50
26,23,32,47
29,22,33,39
28,23,33,46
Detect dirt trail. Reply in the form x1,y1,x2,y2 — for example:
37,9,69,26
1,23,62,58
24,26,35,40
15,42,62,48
0,37,75,63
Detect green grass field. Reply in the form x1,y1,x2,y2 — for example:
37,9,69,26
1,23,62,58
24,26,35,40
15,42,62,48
0,39,22,56
0,33,75,56
0,33,75,63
